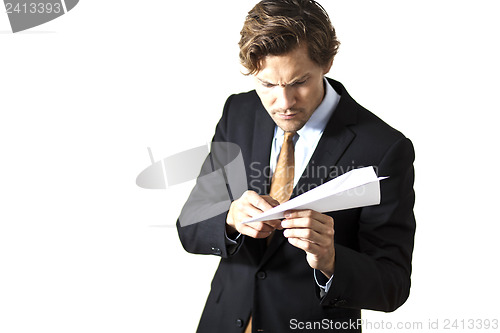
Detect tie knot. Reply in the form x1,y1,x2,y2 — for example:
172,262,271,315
284,131,295,143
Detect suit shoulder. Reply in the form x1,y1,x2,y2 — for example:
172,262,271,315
337,88,411,158
231,89,259,100
220,90,265,126
356,106,407,142
224,90,261,113
215,89,271,143
328,78,408,144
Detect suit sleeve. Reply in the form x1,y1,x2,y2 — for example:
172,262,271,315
320,137,416,312
176,95,245,258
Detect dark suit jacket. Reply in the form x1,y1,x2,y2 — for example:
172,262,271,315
176,78,416,333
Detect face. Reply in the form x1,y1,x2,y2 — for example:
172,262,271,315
254,44,332,133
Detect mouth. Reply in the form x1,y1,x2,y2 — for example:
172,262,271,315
276,113,298,120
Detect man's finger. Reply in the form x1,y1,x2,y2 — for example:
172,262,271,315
263,219,282,229
243,191,272,211
284,209,333,225
287,237,321,253
243,203,267,218
283,228,322,244
281,217,318,230
240,224,274,238
246,221,275,233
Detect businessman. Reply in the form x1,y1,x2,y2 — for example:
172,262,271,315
177,0,416,332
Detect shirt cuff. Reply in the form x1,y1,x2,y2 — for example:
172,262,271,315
314,269,334,294
224,229,242,255
225,230,241,242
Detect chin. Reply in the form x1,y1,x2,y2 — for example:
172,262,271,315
275,120,305,133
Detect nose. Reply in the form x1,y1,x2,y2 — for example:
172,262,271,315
275,86,296,111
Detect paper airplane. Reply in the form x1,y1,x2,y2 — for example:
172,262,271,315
243,166,387,223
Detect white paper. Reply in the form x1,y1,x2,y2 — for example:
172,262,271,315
242,166,387,223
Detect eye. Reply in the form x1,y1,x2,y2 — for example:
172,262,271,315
292,80,307,86
262,82,276,88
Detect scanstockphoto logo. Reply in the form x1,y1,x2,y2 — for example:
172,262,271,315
3,0,78,33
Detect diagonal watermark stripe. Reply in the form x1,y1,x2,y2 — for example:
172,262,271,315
136,143,248,227
4,0,79,33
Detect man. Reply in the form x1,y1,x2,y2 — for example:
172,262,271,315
176,0,415,332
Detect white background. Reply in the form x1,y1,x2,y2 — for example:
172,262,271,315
1,1,499,332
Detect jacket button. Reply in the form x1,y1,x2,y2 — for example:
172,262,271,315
256,271,267,279
235,318,244,327
211,247,221,255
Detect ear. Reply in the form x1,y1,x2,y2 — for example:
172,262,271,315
323,58,334,75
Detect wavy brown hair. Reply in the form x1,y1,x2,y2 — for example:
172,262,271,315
239,0,340,75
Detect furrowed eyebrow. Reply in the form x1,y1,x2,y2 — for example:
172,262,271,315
258,78,276,86
290,74,310,85
258,74,310,87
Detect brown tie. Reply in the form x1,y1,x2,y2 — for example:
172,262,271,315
267,130,295,247
244,132,295,333
269,131,296,204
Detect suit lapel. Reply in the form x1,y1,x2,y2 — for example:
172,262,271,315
244,99,275,264
258,79,358,268
247,102,275,196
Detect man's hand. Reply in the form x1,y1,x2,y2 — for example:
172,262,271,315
281,210,335,278
226,190,282,238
